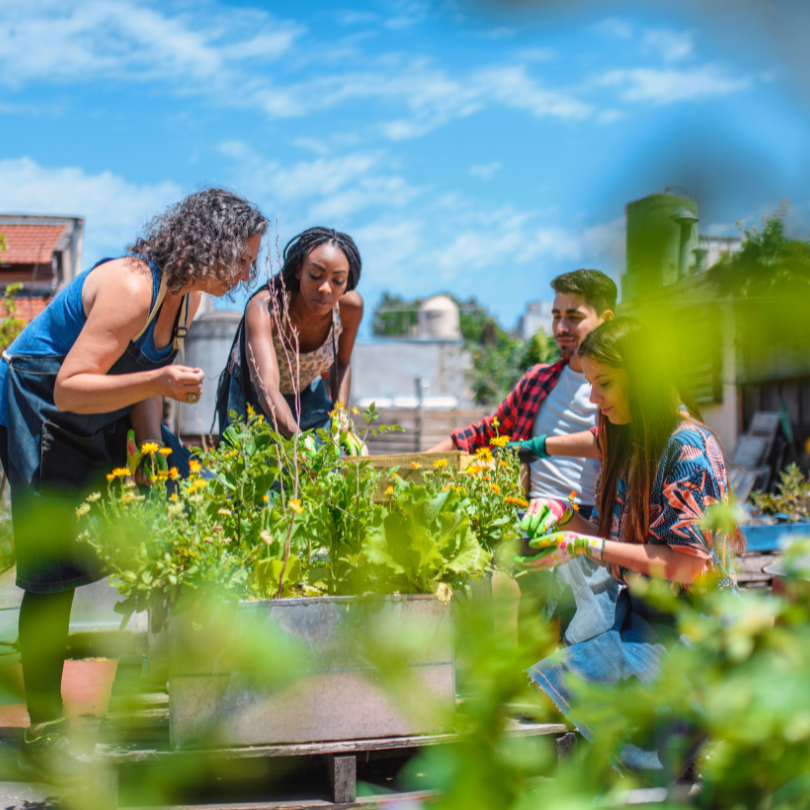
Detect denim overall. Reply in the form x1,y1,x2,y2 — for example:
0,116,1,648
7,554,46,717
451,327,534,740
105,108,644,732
216,284,334,436
2,257,190,594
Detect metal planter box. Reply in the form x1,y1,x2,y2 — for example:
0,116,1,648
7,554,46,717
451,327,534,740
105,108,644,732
158,594,455,748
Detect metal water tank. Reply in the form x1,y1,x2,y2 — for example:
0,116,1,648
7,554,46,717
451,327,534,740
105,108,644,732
417,294,461,340
178,310,242,437
623,192,698,302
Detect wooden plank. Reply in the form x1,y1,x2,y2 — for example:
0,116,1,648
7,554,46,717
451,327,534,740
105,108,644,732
324,754,356,804
116,788,442,810
96,721,568,764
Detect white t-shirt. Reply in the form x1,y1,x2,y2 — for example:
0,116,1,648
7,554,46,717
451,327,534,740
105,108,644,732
529,365,600,505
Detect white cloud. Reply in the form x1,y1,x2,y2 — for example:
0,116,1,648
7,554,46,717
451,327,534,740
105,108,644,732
644,30,694,64
593,18,633,39
0,0,302,89
0,156,181,264
600,64,752,104
220,145,422,226
470,162,502,180
516,48,557,63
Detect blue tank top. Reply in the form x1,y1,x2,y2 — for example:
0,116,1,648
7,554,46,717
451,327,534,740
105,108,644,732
0,256,175,427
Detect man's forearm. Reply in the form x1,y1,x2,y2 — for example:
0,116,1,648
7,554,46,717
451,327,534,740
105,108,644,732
427,436,458,452
545,430,601,459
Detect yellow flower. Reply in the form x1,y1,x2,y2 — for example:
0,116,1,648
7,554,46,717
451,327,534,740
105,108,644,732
492,417,500,428
156,470,169,482
384,486,395,496
352,406,359,415
454,486,462,494
257,414,264,424
505,496,529,508
500,461,508,468
433,459,448,469
247,404,256,417
489,483,500,494
169,467,180,481
106,473,115,481
483,474,491,481
170,493,178,502
489,435,511,448
475,447,493,463
87,492,101,503
141,442,160,455
189,460,202,474
111,467,131,478
390,472,400,479
411,461,422,470
159,447,173,457
263,494,269,503
442,484,452,492
289,498,304,515
75,503,90,519
465,465,481,476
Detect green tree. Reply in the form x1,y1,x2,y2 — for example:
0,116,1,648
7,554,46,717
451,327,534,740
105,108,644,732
709,206,810,384
0,234,24,354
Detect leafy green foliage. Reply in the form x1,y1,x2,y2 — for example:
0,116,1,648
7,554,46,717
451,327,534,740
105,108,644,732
81,406,524,617
709,206,810,383
751,463,810,521
0,282,26,355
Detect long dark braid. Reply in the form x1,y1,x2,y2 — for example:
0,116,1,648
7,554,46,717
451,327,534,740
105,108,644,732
272,227,362,294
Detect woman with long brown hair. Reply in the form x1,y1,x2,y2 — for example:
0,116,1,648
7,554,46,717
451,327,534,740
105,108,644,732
515,316,742,777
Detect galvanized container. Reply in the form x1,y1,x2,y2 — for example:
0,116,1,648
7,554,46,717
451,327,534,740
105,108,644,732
160,594,455,748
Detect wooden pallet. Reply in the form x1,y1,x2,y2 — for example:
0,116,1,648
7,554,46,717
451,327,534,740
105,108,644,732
93,656,571,809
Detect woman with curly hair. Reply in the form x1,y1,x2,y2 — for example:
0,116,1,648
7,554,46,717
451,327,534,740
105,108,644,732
217,227,363,444
0,188,266,783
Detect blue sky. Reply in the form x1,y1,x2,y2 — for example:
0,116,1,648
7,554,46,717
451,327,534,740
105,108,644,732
1,0,809,333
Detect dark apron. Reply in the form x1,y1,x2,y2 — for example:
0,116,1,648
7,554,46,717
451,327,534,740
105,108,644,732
5,340,191,594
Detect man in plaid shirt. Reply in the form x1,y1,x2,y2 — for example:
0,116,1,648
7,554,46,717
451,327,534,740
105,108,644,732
429,269,617,516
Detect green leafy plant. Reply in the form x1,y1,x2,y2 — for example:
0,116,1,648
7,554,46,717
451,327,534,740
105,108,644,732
0,281,25,355
751,462,810,521
80,405,513,620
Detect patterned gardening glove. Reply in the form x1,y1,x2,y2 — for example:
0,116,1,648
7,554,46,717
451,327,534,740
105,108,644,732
330,415,368,457
520,497,575,538
515,531,605,571
126,430,169,485
507,435,548,464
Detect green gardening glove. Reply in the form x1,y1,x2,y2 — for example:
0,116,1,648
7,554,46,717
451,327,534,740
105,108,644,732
507,435,549,464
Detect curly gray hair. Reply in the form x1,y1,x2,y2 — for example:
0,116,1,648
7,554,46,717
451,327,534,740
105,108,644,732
132,188,268,293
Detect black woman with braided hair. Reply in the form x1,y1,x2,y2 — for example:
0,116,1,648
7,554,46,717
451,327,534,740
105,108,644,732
217,227,364,444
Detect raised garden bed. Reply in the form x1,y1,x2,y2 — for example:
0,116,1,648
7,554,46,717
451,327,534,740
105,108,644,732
158,594,454,748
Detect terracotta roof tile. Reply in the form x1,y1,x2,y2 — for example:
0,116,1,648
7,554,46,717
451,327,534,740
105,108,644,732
0,225,66,265
0,295,52,326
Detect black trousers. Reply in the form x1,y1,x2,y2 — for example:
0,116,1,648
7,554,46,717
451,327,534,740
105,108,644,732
0,425,73,724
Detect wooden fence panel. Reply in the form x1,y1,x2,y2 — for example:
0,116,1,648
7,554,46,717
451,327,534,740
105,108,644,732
366,407,490,454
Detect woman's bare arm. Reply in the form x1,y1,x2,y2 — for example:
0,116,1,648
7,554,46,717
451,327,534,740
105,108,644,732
335,292,363,405
603,540,706,584
54,258,204,413
244,291,301,437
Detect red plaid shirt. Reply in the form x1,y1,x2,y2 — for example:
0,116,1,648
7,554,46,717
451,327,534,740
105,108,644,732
452,360,568,452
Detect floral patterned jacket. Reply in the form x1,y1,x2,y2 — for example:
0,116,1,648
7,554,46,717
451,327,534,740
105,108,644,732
594,421,739,593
